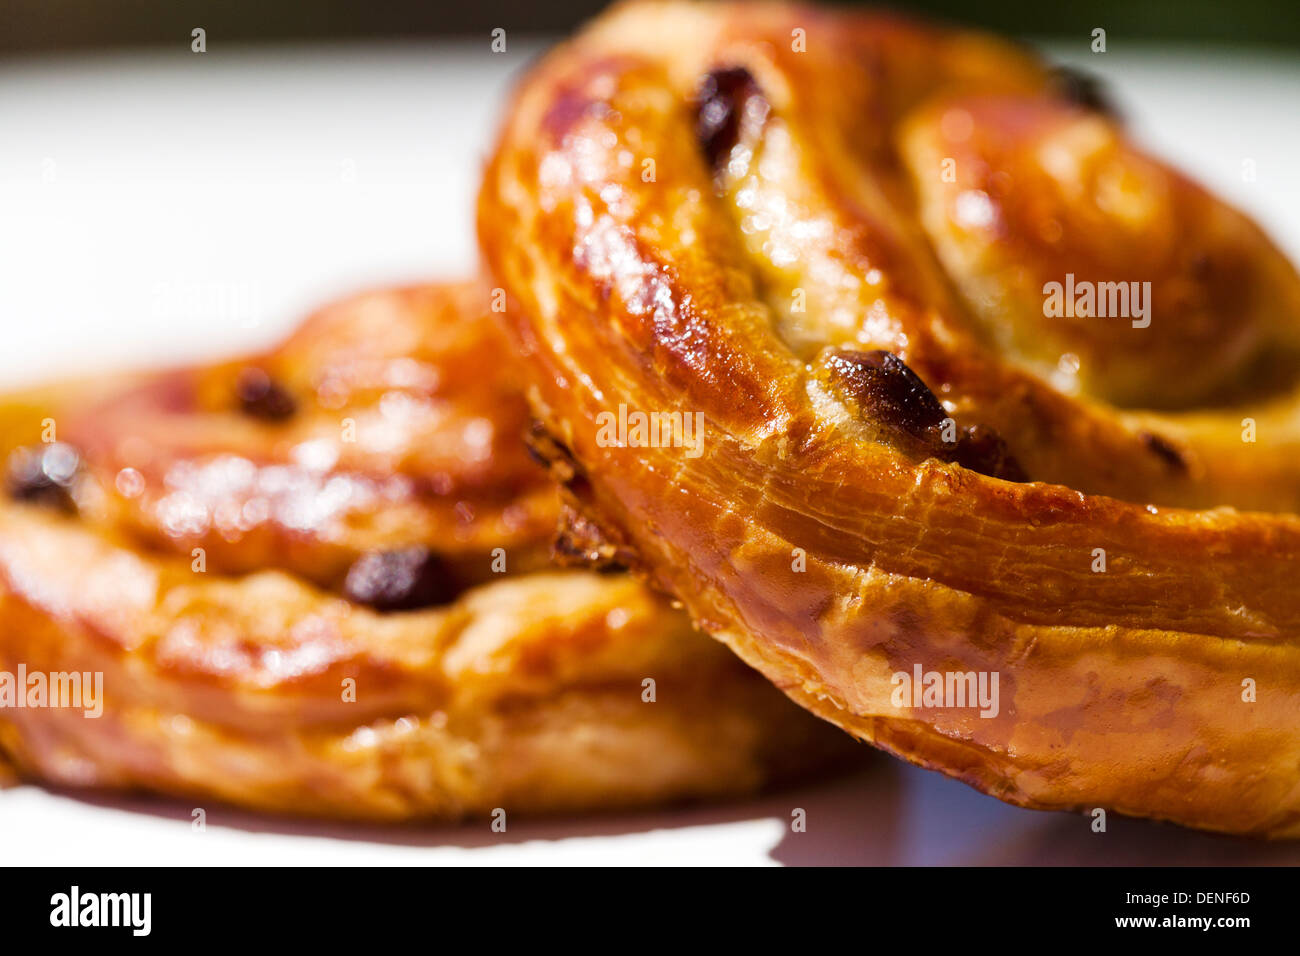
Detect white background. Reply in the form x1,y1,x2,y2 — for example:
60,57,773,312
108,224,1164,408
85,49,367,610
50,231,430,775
1,36,1298,865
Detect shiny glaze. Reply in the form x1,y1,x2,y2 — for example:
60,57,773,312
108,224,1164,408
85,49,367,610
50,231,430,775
0,282,853,819
479,0,1300,835
52,283,558,588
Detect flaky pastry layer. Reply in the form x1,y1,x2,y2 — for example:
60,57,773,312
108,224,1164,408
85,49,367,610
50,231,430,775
478,0,1300,836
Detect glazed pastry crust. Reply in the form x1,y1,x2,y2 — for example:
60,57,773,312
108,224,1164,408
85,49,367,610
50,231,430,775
478,0,1300,836
54,282,559,588
0,282,850,820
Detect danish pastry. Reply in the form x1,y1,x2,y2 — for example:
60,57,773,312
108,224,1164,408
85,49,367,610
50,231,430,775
478,0,1300,835
0,282,850,820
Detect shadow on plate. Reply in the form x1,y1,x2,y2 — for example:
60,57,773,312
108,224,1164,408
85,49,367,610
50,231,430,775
13,751,1299,865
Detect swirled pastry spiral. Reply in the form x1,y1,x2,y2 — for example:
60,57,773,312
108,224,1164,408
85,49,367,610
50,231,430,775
478,0,1300,835
0,282,850,820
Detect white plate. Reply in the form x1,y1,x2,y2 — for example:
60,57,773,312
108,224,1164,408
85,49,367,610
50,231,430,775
1,37,1297,866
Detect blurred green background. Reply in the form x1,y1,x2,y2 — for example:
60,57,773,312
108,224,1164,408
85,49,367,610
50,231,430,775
3,0,1298,56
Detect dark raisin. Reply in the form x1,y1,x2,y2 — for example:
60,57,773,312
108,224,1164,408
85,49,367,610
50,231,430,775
1052,65,1120,120
1139,431,1187,473
342,548,462,612
6,443,80,512
824,350,1029,482
236,367,296,421
692,66,767,170
953,424,1029,483
823,349,948,439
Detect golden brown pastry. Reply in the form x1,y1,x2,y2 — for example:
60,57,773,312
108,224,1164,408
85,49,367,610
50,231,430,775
0,282,851,821
18,284,558,588
478,0,1300,836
